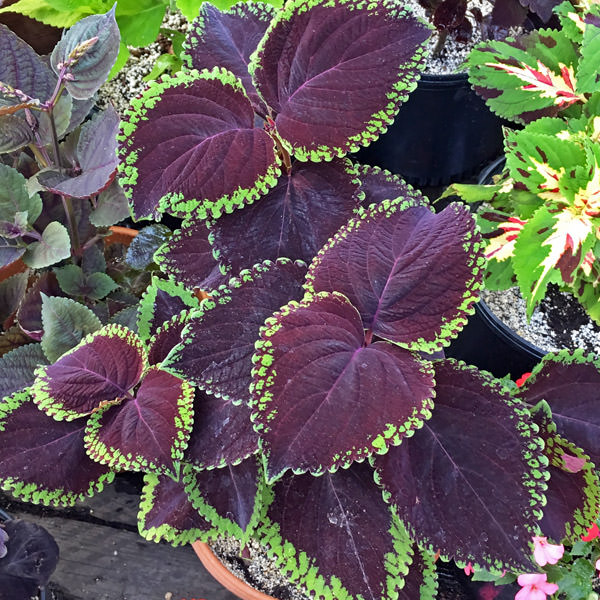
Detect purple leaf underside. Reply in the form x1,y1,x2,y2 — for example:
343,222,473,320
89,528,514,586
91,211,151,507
262,461,412,600
165,258,307,404
252,291,434,481
374,360,545,572
306,202,482,350
0,395,112,504
120,71,278,220
183,2,274,114
209,159,360,273
252,0,430,158
32,325,146,420
85,367,193,473
184,390,258,469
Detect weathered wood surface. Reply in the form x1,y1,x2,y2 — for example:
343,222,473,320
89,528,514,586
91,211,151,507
1,474,237,600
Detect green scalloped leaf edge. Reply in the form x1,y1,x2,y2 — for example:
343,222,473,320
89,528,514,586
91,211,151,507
249,290,436,482
354,163,424,208
0,391,115,507
183,459,266,545
414,546,438,599
137,470,220,546
137,275,200,342
374,360,549,575
254,490,415,600
249,0,431,162
30,324,147,422
162,257,307,404
84,367,194,475
148,309,194,366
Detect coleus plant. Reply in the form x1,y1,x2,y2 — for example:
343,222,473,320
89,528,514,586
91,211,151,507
441,0,600,323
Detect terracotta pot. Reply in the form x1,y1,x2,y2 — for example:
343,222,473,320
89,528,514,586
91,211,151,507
104,225,139,247
191,541,276,600
0,257,27,282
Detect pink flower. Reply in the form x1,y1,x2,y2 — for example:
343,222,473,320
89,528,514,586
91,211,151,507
582,522,599,541
464,562,474,576
516,573,559,600
595,558,600,573
515,372,532,387
532,536,564,566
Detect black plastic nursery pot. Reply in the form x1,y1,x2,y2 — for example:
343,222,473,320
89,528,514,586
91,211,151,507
354,72,506,187
446,300,546,380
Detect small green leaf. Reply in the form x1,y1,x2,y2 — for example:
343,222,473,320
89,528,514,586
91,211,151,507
116,0,166,46
174,0,202,21
89,180,131,227
23,221,71,268
84,272,119,300
0,164,42,225
142,54,182,82
0,0,90,27
40,294,102,362
577,8,600,94
55,264,118,300
125,224,171,270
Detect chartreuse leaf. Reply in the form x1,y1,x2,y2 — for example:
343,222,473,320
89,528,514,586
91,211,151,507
116,0,166,47
138,470,219,546
118,67,280,220
256,462,414,600
374,360,548,574
305,198,484,352
183,389,258,470
84,367,194,475
50,6,120,100
467,28,584,124
137,276,200,343
182,1,275,111
163,258,307,405
175,0,207,21
0,392,114,506
31,324,146,421
0,0,92,27
577,8,600,94
208,158,361,272
519,349,600,468
40,294,102,362
22,222,71,269
0,344,48,401
183,457,265,544
0,164,42,226
251,291,435,482
399,546,437,600
530,400,599,544
251,0,431,161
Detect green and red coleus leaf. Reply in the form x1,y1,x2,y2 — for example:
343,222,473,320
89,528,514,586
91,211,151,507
373,360,548,574
84,367,194,475
251,291,435,482
208,158,361,273
31,324,147,421
255,462,414,600
0,392,114,506
467,28,584,124
138,470,218,546
118,67,281,220
305,198,483,352
163,258,307,404
250,0,431,161
182,1,275,115
518,349,600,468
184,390,258,470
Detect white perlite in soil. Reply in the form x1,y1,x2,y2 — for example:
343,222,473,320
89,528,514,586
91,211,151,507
482,286,600,356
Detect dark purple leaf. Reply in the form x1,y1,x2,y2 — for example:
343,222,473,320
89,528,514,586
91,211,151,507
184,389,258,470
154,219,228,290
251,0,430,161
257,462,413,600
252,291,434,481
147,312,188,366
163,258,307,404
50,7,120,100
357,164,429,209
0,343,47,400
374,360,547,573
433,0,467,30
184,457,262,538
182,1,274,114
67,97,96,134
84,367,194,474
519,350,600,467
118,69,280,220
520,0,560,23
38,106,119,198
0,23,55,103
17,271,65,341
0,519,58,586
532,402,599,543
399,547,438,599
31,324,146,421
137,277,200,342
305,201,483,352
0,393,114,505
209,159,360,273
489,0,529,28
138,471,218,545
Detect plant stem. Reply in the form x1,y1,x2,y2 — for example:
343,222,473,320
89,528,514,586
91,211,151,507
28,144,49,168
61,194,80,255
364,329,373,345
48,108,63,174
432,29,448,58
